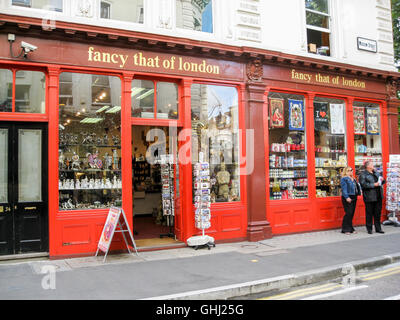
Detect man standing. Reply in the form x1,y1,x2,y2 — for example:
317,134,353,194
359,161,386,234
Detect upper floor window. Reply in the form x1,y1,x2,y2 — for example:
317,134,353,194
100,0,144,24
12,0,63,12
305,0,331,56
176,0,213,33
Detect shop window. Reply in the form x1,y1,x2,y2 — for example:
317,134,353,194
15,71,46,113
0,69,45,114
353,102,382,177
191,84,240,203
12,0,63,12
100,0,144,24
58,72,122,211
305,0,331,56
268,92,308,200
0,69,13,112
132,80,178,120
314,97,347,198
176,0,213,33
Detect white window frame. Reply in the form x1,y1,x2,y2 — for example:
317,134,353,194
304,0,333,56
10,0,64,12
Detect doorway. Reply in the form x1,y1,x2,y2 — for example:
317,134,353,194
132,125,182,248
0,122,48,255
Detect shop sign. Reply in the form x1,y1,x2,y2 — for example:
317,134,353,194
290,69,367,89
357,37,378,53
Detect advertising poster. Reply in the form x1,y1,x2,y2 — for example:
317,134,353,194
97,207,121,253
353,107,366,135
366,108,380,135
314,102,330,132
269,98,285,128
330,104,345,134
288,99,304,131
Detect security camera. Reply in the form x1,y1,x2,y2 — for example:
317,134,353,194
21,41,38,53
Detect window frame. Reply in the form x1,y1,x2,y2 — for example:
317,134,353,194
11,0,64,12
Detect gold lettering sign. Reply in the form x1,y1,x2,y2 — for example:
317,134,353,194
87,47,220,75
290,69,366,89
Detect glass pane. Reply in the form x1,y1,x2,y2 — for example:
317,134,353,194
314,97,347,198
0,129,8,203
353,102,382,177
100,0,144,23
306,11,329,29
12,0,63,12
19,129,42,202
305,0,328,14
191,84,240,203
307,29,330,56
59,72,122,211
176,0,213,33
268,93,308,200
0,69,13,113
132,80,155,118
157,82,178,119
15,71,46,114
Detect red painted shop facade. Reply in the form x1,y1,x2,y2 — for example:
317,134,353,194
0,15,399,258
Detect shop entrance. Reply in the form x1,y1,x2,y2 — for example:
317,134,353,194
132,125,182,248
0,122,48,255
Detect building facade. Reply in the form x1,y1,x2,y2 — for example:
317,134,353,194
0,0,399,258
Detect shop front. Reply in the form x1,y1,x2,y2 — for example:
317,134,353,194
262,62,399,234
0,27,250,258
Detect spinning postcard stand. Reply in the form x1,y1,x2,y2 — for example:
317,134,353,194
383,155,400,227
187,152,215,250
159,154,175,238
95,207,138,263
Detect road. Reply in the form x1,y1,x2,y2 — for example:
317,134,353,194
235,262,400,300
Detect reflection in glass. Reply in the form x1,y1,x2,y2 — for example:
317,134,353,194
12,0,63,12
353,102,382,177
176,0,213,33
314,97,347,198
0,69,13,112
305,0,328,13
268,92,308,200
19,129,42,203
0,129,8,203
132,80,155,118
100,0,144,23
191,84,240,203
15,71,46,113
58,72,122,211
157,82,178,119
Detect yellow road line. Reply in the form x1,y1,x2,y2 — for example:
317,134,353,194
258,283,342,300
359,265,400,279
362,269,400,281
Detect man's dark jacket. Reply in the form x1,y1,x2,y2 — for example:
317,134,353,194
359,170,385,202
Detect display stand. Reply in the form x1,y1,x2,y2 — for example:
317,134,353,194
95,207,138,263
187,152,215,250
383,155,400,227
159,155,175,239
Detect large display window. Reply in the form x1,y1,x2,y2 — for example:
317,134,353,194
268,92,308,200
191,84,240,203
353,101,382,176
58,72,122,211
314,97,347,198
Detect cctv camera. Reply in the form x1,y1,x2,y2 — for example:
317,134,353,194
21,41,38,53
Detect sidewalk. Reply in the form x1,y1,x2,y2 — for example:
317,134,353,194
1,225,400,300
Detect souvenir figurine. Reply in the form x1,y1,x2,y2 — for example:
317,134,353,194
112,135,120,146
103,134,109,146
112,149,119,170
59,150,66,170
71,152,80,170
104,153,113,170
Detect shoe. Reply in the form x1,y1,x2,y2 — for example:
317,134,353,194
367,231,373,234
376,230,385,234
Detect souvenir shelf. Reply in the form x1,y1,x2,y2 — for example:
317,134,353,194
132,160,151,190
384,161,400,227
58,136,122,211
159,155,175,238
269,139,308,200
314,135,347,198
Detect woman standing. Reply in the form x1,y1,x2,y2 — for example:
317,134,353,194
340,167,360,234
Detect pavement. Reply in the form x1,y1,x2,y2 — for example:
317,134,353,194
1,225,400,300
